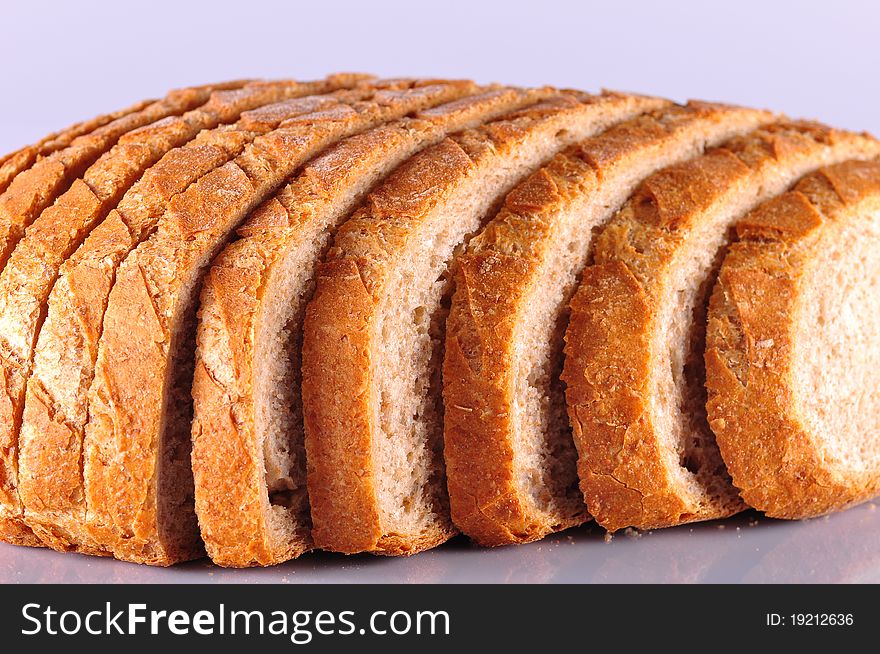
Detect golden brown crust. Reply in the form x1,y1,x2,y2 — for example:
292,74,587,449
82,80,476,565
192,87,545,567
15,79,363,557
374,527,453,556
444,102,774,546
304,257,385,554
444,249,547,545
565,260,688,528
0,97,158,194
302,91,667,555
0,81,265,545
14,83,366,558
0,82,253,273
706,159,880,518
563,122,880,532
304,130,508,555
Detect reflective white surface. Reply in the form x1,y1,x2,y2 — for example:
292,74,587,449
3,502,878,584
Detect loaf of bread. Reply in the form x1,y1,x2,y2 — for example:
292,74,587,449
0,74,876,567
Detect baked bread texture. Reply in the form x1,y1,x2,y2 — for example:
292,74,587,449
301,91,666,556
0,80,257,546
705,159,880,518
191,86,549,567
443,101,774,546
16,77,367,555
0,81,250,274
0,96,158,193
562,122,880,532
82,79,477,565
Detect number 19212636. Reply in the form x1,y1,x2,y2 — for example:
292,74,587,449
766,613,854,627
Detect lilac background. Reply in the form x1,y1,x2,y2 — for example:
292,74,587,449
2,0,878,154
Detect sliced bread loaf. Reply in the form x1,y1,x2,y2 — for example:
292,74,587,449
443,101,773,546
0,95,158,193
83,80,477,565
562,122,880,532
15,78,366,554
301,91,667,556
191,86,547,567
705,159,880,518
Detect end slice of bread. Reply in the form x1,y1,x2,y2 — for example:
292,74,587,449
563,122,880,532
82,80,476,565
706,159,880,518
191,86,550,567
15,78,363,556
442,101,774,546
0,80,263,547
301,91,667,556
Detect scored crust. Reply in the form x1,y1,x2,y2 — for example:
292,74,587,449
563,121,880,532
191,86,550,567
706,159,880,518
0,81,252,275
443,101,774,546
82,79,477,565
15,77,367,554
0,80,257,546
302,90,667,556
0,95,158,193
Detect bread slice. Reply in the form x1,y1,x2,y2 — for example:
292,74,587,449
706,159,880,518
14,78,367,553
82,79,477,565
0,96,158,193
191,86,549,567
562,122,880,532
0,81,255,275
442,101,774,547
301,90,667,556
